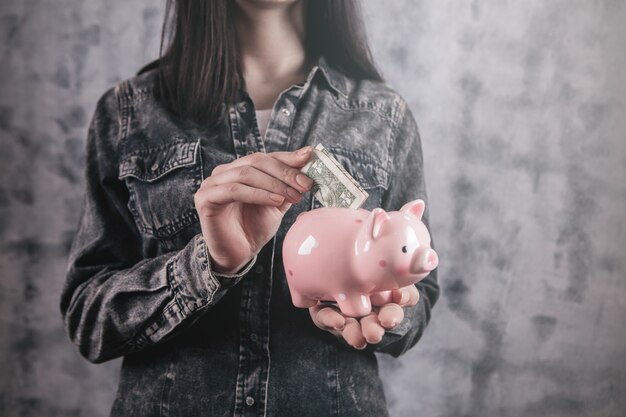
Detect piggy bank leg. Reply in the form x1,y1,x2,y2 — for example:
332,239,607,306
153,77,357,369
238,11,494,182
335,293,372,318
290,290,319,308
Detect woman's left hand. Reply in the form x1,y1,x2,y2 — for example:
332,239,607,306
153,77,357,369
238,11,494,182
308,285,420,349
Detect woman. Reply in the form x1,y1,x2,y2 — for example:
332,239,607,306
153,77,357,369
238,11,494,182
60,0,439,416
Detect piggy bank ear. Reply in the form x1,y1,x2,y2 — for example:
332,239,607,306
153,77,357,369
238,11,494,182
367,208,391,240
401,199,426,220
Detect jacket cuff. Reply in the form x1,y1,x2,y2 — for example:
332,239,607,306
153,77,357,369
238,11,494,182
203,238,257,288
167,234,218,315
167,233,257,315
169,234,254,316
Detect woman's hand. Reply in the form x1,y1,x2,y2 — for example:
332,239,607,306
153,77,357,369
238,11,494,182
194,147,314,274
308,285,420,349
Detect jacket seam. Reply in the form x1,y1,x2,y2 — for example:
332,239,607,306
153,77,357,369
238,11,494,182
286,85,308,150
325,146,390,189
383,97,407,186
261,235,277,417
229,103,246,157
116,80,132,143
118,136,193,159
332,344,340,416
159,348,176,417
131,87,153,103
117,140,199,180
329,93,397,126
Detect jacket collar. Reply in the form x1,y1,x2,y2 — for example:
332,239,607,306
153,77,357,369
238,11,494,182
238,55,349,102
311,55,349,98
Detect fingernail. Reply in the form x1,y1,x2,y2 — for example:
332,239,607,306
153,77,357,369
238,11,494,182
355,343,367,350
297,146,312,156
400,291,409,304
333,325,344,331
286,188,301,202
269,193,285,203
296,174,313,189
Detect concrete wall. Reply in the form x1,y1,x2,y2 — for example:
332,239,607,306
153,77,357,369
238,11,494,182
1,1,625,416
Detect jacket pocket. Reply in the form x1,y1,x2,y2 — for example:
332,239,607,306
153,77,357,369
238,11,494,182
309,146,390,211
118,139,203,239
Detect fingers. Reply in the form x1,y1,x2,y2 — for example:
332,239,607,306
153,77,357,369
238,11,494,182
370,290,393,306
308,289,418,350
195,182,287,207
269,147,314,168
341,318,367,350
360,313,385,344
310,304,346,331
206,165,304,204
211,148,314,193
199,148,315,209
378,303,404,330
382,285,420,308
397,285,420,307
308,305,375,350
368,287,420,332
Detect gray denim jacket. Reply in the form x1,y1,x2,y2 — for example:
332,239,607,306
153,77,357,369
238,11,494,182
60,55,439,417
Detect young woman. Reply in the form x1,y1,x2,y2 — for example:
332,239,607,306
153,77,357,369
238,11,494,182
60,0,439,416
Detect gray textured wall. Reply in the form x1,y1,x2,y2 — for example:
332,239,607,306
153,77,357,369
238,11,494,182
1,1,625,416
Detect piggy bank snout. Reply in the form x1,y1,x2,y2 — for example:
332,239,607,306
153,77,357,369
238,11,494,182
411,248,439,274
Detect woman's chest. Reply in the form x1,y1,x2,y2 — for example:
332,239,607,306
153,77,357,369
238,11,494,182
117,100,394,253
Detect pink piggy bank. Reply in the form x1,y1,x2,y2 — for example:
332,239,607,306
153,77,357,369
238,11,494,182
282,199,439,317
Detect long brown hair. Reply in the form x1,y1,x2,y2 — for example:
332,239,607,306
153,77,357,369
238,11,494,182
139,0,383,126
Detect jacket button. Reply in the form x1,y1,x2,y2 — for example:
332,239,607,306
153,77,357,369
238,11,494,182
254,265,264,274
246,396,255,406
237,103,247,113
250,333,258,342
150,163,159,171
281,108,291,116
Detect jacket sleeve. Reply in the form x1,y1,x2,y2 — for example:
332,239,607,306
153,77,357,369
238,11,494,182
367,96,440,357
60,86,256,364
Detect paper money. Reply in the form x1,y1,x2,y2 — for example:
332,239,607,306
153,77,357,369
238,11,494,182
301,144,369,209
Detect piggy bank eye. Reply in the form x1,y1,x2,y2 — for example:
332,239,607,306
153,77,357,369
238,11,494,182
401,246,408,253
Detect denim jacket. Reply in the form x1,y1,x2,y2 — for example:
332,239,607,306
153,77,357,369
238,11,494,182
60,55,439,417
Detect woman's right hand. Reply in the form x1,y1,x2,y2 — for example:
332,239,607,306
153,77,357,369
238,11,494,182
193,146,314,274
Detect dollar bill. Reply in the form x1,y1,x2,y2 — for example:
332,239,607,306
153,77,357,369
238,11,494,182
301,144,369,209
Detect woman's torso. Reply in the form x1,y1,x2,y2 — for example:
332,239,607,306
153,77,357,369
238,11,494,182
110,55,403,417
